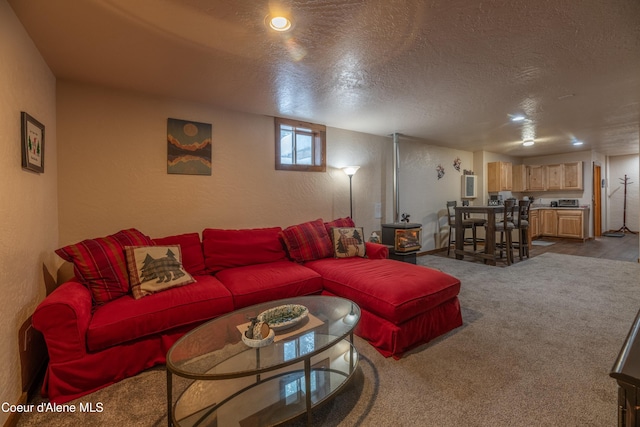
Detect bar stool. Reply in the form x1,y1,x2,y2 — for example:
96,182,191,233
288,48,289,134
446,201,477,256
466,211,487,246
487,199,516,265
514,200,531,260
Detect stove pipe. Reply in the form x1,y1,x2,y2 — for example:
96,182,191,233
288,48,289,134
392,132,400,223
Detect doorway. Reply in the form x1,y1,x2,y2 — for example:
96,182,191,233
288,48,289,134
593,163,602,236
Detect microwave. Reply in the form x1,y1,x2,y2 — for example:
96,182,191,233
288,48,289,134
557,199,580,207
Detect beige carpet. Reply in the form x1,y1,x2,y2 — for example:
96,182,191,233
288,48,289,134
17,253,640,426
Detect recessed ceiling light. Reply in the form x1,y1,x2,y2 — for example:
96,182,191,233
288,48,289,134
268,16,292,32
522,139,535,147
511,115,526,122
572,140,584,146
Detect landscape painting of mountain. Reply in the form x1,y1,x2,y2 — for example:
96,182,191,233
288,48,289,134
167,118,212,175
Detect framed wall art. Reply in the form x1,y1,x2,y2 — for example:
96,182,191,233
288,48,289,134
167,118,212,175
21,112,45,173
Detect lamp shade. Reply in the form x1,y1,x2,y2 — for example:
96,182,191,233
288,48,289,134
342,166,360,176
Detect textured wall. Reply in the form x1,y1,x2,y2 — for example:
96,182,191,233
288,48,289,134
0,1,58,422
56,82,389,244
396,138,475,250
57,81,491,253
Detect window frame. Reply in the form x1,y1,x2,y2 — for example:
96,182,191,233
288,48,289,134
275,117,326,172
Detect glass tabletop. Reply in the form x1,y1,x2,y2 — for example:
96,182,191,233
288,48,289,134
166,295,360,379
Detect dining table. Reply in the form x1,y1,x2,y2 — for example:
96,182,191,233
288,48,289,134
454,205,504,266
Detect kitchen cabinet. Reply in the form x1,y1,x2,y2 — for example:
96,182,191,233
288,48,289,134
557,210,585,238
522,162,583,192
493,160,583,194
534,208,588,240
529,209,539,239
512,165,528,192
546,162,583,191
546,164,563,190
528,165,546,191
562,162,583,190
488,161,512,192
540,209,558,236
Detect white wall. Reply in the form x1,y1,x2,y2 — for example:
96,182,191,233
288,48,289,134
607,155,640,233
394,138,475,250
0,1,58,422
56,81,388,245
56,83,482,255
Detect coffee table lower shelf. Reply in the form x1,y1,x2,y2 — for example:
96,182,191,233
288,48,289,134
170,340,358,426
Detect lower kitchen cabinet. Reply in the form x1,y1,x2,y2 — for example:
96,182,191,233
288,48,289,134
540,209,558,236
530,210,539,238
557,210,586,239
536,208,588,240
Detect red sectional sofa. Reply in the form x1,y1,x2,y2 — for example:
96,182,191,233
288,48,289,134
32,218,462,403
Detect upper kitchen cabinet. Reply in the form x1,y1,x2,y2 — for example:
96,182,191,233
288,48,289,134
547,162,583,190
512,164,528,192
528,165,546,191
521,162,583,192
562,162,583,190
546,164,563,190
487,161,512,192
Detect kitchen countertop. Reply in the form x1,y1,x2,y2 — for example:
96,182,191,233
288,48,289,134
530,205,590,210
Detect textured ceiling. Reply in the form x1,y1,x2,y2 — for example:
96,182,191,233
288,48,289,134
9,0,640,157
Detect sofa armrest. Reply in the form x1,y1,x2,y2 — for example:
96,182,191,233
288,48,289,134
366,242,389,259
32,281,92,362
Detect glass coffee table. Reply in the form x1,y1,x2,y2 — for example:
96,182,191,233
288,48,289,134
166,295,360,426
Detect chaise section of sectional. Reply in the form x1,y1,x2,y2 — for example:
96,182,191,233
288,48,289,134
304,257,463,359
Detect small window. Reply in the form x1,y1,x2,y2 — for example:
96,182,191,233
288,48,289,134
275,117,326,172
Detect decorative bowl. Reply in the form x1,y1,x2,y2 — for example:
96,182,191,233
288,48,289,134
241,328,275,348
257,304,309,331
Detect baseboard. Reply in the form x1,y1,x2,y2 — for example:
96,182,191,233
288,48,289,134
2,392,27,427
417,247,447,256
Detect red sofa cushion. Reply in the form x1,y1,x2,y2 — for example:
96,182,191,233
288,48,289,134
202,227,287,273
214,260,323,309
87,275,233,352
55,228,154,305
280,218,333,262
153,232,206,276
304,258,461,325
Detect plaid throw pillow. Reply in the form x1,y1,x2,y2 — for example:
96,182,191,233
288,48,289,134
324,217,355,234
125,245,195,299
280,219,333,262
55,228,154,305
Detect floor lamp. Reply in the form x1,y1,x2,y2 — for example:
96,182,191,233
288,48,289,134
342,166,360,219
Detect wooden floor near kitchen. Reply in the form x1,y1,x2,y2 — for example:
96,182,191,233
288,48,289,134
434,232,639,265
528,233,639,263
